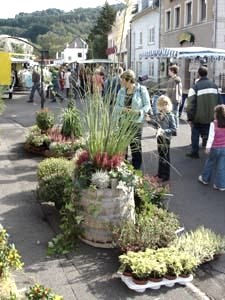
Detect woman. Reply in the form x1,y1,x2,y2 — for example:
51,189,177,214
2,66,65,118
115,69,151,169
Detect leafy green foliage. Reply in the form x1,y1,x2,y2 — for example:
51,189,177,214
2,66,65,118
112,204,180,253
36,109,54,131
0,5,122,57
25,283,63,300
25,125,50,147
61,107,81,138
87,3,116,58
37,158,73,209
0,225,24,278
170,226,225,265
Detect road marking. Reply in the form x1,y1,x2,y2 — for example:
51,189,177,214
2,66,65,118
186,282,211,300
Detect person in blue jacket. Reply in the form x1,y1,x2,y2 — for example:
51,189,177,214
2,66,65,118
115,69,151,169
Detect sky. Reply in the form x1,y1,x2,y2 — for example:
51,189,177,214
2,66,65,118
0,0,120,19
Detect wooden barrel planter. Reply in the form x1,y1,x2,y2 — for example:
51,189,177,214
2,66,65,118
79,186,135,248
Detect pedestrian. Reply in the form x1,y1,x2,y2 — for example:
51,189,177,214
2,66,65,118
198,104,225,191
115,69,151,169
147,95,177,182
64,68,72,98
27,68,41,103
166,64,182,128
103,66,123,104
186,66,220,158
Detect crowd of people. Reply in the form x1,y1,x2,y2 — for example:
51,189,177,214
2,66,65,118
25,62,225,191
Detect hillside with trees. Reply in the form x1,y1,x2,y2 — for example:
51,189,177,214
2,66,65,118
0,3,123,58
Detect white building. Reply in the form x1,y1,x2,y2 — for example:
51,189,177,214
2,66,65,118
130,0,160,81
57,37,88,64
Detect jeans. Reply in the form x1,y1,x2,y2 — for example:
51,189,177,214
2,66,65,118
179,93,188,117
152,95,159,115
201,148,225,189
172,102,180,128
191,123,210,155
128,126,143,170
157,136,171,181
29,82,41,101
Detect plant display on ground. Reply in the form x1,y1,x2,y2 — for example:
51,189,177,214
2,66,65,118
79,96,139,159
25,108,84,159
37,158,73,209
61,106,82,138
135,175,169,209
112,204,180,253
36,108,55,132
25,125,50,148
170,226,225,265
0,224,24,279
119,245,198,281
25,283,63,300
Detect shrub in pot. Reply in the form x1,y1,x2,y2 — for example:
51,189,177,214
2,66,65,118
36,108,54,132
25,125,50,148
112,204,180,253
61,106,82,138
171,226,225,265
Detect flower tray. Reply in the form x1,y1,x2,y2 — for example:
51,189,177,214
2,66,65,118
120,274,193,293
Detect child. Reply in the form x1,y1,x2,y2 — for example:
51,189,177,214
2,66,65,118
198,104,225,191
148,95,177,182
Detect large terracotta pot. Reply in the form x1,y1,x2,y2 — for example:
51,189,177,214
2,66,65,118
79,186,135,248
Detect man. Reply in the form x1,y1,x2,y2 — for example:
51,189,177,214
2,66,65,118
166,64,182,128
186,66,220,158
28,68,41,103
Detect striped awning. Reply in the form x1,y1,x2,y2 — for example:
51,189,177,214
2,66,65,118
139,47,225,60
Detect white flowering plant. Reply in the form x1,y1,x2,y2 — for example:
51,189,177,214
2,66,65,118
109,162,140,188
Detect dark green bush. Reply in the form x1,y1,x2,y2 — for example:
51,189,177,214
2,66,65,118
37,158,73,209
61,107,81,138
36,108,55,131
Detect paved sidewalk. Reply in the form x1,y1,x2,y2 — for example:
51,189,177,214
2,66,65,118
0,91,224,299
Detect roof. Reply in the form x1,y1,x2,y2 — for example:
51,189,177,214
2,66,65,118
139,47,225,60
77,59,114,64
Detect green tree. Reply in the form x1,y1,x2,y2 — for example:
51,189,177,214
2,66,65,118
88,2,116,58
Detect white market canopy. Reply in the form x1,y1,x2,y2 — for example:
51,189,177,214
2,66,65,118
139,47,225,61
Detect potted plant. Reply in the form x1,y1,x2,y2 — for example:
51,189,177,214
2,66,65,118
73,94,140,248
61,106,81,139
36,108,55,132
25,283,63,300
0,224,23,279
25,125,50,153
131,256,151,285
178,252,198,278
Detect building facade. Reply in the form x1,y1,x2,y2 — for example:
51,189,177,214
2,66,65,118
160,0,225,91
130,1,160,82
57,37,88,64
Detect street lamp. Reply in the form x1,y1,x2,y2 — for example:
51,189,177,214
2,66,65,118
5,35,48,109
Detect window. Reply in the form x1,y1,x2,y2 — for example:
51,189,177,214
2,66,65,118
139,32,143,46
199,0,206,21
148,61,154,77
68,56,72,61
149,27,155,44
174,6,180,28
78,52,82,58
142,0,148,10
139,62,142,75
186,1,192,25
165,10,171,31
